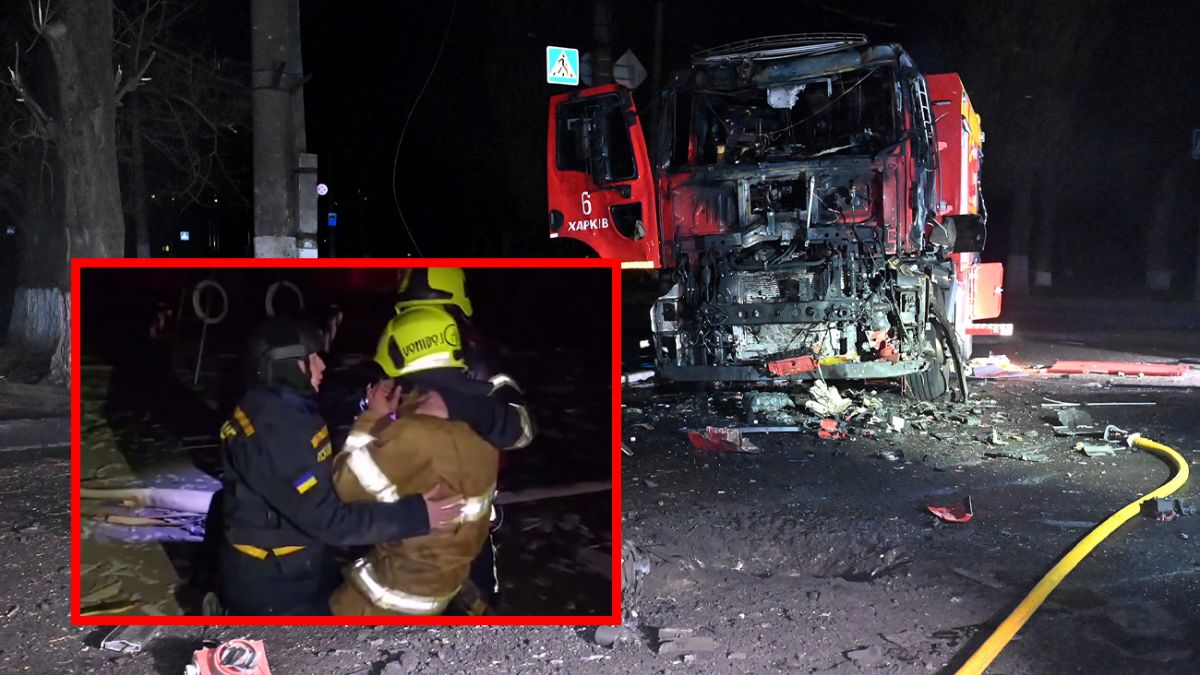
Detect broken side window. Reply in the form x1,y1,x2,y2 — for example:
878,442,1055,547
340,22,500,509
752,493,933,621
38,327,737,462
602,104,636,182
557,95,638,183
556,99,592,173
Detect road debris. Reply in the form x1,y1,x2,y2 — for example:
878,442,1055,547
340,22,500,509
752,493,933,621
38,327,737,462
1046,361,1188,377
1141,498,1197,521
1075,442,1118,458
987,449,1049,463
1041,397,1156,408
818,417,847,440
1053,408,1102,436
621,443,634,456
101,625,161,655
873,449,903,462
686,427,762,453
950,566,1005,590
805,380,851,416
622,541,651,623
928,497,974,523
733,426,805,433
593,625,631,647
845,645,885,665
968,355,1027,378
187,639,272,675
656,628,717,656
744,391,794,414
989,428,1008,446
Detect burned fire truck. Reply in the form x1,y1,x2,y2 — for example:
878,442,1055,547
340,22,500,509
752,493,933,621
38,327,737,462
547,35,1004,400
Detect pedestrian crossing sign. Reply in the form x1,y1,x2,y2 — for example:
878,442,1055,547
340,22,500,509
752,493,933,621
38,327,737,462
546,46,579,86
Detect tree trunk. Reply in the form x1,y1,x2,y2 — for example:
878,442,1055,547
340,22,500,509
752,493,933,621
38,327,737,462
46,291,70,385
8,286,69,385
10,288,64,350
44,0,126,260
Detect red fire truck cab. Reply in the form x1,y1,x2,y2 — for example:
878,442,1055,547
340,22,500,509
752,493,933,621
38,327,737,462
547,35,1005,399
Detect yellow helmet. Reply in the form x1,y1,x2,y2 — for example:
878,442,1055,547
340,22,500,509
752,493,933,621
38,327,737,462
395,268,473,318
374,305,466,377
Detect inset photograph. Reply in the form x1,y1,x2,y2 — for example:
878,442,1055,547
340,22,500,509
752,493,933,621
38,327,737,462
73,260,617,622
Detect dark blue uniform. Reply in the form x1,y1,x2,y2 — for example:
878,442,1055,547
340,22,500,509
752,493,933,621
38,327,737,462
402,369,531,451
218,387,431,615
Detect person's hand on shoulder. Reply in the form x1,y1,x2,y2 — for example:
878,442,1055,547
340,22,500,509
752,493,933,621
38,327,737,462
422,483,465,531
412,390,449,419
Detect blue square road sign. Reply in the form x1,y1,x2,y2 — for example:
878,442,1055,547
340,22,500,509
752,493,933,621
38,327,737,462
546,46,579,86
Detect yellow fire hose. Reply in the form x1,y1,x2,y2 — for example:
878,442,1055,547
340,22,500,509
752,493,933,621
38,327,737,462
956,433,1189,675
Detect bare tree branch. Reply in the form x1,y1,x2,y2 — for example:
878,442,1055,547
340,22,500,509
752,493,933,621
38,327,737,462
6,46,55,139
115,49,155,103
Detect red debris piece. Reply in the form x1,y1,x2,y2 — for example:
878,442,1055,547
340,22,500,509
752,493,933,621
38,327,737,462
190,639,272,675
817,417,847,440
686,427,761,453
928,496,974,523
768,355,818,376
1046,360,1187,377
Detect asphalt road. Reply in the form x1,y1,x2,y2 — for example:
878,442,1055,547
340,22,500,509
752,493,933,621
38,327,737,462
4,296,1199,673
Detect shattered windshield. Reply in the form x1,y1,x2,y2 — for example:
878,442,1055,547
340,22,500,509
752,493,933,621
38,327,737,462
684,67,899,166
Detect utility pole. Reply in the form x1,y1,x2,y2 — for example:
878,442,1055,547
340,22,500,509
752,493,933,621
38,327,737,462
250,0,315,257
592,0,613,85
648,0,664,140
289,0,318,257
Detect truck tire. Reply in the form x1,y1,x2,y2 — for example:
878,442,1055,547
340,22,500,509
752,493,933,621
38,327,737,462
903,306,968,402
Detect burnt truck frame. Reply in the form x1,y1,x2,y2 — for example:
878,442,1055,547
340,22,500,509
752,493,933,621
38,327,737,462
547,35,1004,400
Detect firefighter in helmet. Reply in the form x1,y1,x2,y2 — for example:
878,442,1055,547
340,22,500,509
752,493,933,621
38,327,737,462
392,268,533,450
392,268,536,608
329,305,500,615
215,316,466,615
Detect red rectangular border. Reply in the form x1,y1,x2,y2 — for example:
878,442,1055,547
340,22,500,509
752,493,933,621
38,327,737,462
71,257,622,626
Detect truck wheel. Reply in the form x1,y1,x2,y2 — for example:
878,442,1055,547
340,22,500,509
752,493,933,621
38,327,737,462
903,307,968,402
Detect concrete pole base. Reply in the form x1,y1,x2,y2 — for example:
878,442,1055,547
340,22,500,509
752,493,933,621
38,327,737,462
253,235,297,259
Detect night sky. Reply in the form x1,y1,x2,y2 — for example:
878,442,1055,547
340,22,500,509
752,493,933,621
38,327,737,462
7,1,1200,296
302,1,1200,296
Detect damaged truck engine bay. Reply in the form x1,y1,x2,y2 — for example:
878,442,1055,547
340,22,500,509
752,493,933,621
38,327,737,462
649,38,990,390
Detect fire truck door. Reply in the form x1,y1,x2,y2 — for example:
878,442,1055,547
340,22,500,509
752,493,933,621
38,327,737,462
547,85,661,268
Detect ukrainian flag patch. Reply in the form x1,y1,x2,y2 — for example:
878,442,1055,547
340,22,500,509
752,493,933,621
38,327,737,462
294,472,318,494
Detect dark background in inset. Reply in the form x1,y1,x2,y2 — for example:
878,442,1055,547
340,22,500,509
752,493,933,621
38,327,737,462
79,265,615,615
